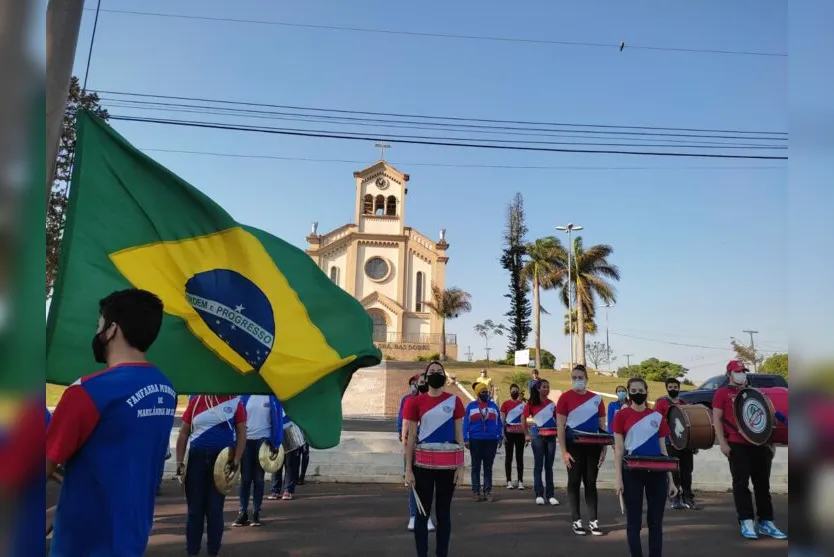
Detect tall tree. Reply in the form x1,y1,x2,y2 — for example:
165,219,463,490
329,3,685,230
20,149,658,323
585,341,609,370
521,236,567,369
617,358,688,382
473,319,508,365
47,77,109,297
730,339,764,371
564,309,598,359
559,237,619,367
424,284,473,361
759,353,788,379
501,193,532,353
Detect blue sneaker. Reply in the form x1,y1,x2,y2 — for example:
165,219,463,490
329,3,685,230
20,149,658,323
740,519,758,539
756,520,787,540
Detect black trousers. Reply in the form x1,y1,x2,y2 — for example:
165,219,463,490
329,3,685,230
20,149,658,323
666,443,694,498
623,467,668,557
566,442,601,522
504,432,525,483
728,443,774,521
413,467,455,557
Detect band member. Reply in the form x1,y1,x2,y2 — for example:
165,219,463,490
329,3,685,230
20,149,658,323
403,361,465,557
233,394,283,527
399,373,432,531
613,377,678,557
176,394,246,556
500,383,526,490
607,385,629,434
654,378,699,510
298,441,310,485
464,382,503,501
46,289,177,557
278,408,303,500
522,379,559,506
556,364,606,536
713,360,787,540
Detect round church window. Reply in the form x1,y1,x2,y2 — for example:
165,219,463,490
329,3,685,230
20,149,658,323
364,257,390,281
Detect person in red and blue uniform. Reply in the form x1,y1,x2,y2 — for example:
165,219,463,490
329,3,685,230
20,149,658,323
233,394,283,527
712,360,787,541
556,364,607,536
613,377,678,557
607,385,629,434
522,379,559,507
399,373,431,531
500,383,526,490
654,377,700,510
464,382,503,501
46,289,177,557
403,361,465,557
176,394,246,556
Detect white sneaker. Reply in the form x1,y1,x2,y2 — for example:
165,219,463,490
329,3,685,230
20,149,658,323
517,482,525,490
588,520,603,536
407,517,415,531
535,497,545,505
506,481,514,489
549,497,560,506
428,518,436,532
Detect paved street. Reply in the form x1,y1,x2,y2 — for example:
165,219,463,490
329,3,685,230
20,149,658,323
47,481,790,556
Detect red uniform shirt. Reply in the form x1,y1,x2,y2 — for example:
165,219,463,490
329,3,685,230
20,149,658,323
522,400,557,428
403,392,465,444
612,406,671,456
654,396,688,420
500,399,525,426
712,385,749,445
555,390,605,433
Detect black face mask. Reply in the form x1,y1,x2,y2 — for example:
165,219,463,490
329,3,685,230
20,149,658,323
478,392,489,401
91,324,113,364
667,389,679,398
426,373,446,389
510,391,519,400
629,392,647,406
417,383,429,393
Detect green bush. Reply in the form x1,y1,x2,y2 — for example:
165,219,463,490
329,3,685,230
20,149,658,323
415,353,441,362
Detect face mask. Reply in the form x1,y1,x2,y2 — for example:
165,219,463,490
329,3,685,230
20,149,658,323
667,389,679,398
572,379,586,391
426,373,446,389
91,323,113,364
617,392,627,402
510,391,519,400
417,383,428,393
629,392,647,406
731,372,747,385
478,392,489,401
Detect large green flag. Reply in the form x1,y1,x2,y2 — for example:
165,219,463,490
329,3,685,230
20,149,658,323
46,111,381,448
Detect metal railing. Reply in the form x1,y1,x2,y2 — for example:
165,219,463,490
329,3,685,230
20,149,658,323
372,331,457,345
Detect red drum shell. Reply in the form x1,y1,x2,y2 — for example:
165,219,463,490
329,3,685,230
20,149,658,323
414,444,464,470
760,387,788,446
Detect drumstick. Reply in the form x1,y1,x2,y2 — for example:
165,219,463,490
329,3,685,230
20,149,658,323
619,492,625,515
411,486,427,517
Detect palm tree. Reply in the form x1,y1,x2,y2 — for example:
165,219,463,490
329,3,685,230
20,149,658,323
559,237,620,367
424,284,473,361
564,308,598,359
521,236,567,369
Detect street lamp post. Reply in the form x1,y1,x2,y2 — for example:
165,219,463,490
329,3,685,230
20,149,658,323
605,302,613,369
556,223,583,370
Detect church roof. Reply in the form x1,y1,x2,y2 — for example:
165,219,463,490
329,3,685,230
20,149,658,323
353,161,410,182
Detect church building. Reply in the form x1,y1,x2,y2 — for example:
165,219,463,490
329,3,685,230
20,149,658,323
306,160,457,360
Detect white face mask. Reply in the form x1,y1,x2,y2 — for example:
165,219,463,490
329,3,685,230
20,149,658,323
731,372,747,385
572,379,586,391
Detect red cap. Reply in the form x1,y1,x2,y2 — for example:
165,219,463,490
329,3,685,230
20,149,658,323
726,360,748,373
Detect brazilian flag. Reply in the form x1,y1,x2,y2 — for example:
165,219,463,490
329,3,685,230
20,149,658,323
46,111,382,448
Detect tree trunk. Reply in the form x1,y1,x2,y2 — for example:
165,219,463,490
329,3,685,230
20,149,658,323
439,319,447,361
533,274,541,369
576,288,587,367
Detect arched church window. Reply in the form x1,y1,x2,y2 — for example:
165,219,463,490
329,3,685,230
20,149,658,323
386,196,397,216
329,266,339,286
369,310,388,342
374,195,385,215
415,272,424,312
363,194,374,214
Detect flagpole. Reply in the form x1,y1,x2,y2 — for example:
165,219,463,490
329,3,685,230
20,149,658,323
46,0,86,210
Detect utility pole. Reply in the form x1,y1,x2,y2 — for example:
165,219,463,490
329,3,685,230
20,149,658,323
464,346,474,362
556,223,584,370
742,329,759,372
624,354,633,367
604,302,612,368
46,0,87,207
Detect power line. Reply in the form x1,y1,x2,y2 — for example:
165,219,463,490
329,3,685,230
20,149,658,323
139,147,785,171
90,8,788,58
99,90,787,138
109,114,789,160
611,331,782,353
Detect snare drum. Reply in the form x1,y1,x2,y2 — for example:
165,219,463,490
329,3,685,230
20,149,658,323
506,424,524,434
667,404,715,451
282,423,306,453
572,430,614,446
414,442,464,470
537,427,558,436
623,455,680,473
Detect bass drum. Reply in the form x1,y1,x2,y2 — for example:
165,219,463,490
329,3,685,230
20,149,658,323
667,404,715,451
733,387,787,446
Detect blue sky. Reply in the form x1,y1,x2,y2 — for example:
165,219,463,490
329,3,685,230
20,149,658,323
68,0,794,380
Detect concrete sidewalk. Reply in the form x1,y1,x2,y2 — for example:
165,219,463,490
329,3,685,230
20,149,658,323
137,481,787,556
